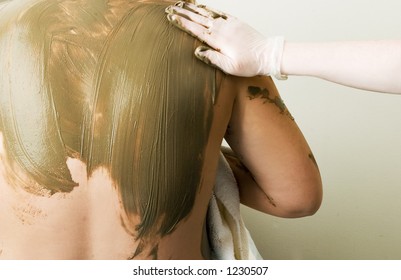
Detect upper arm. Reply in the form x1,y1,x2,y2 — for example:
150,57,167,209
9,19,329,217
224,75,322,218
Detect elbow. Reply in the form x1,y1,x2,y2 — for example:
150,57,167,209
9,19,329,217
238,165,323,218
305,197,322,216
284,193,322,218
281,165,323,218
267,179,323,218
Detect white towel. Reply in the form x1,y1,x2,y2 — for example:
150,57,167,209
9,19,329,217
207,152,263,260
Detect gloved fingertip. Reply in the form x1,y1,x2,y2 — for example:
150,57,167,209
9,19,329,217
195,46,211,53
174,1,185,8
165,5,173,14
195,47,219,68
166,13,176,23
194,49,210,63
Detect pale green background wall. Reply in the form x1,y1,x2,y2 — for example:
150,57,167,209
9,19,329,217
201,0,401,259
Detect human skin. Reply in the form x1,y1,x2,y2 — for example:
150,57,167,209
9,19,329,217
0,0,321,259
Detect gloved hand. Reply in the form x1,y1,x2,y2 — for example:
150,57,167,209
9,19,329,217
166,1,287,79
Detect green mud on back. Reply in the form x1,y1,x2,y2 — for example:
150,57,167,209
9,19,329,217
0,0,215,240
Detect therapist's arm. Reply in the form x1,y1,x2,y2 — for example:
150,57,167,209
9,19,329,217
282,40,401,94
166,2,401,94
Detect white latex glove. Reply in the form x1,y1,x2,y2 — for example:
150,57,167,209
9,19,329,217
166,1,287,79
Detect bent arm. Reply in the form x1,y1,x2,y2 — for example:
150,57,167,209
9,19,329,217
282,40,401,94
224,76,322,218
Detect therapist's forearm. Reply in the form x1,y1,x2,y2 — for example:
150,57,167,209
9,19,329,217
281,40,401,94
